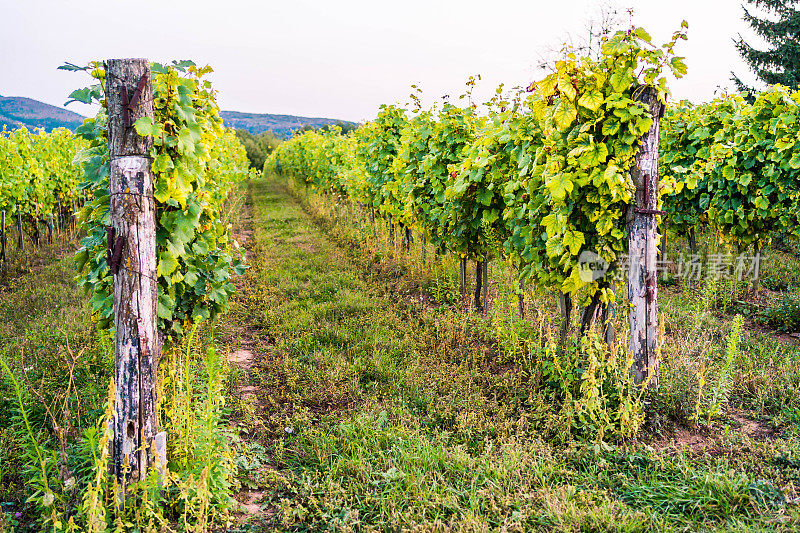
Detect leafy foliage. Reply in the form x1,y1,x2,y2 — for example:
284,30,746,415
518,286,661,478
733,0,800,91
661,86,800,248
73,60,250,338
0,126,86,218
267,24,689,305
233,128,281,170
660,97,738,236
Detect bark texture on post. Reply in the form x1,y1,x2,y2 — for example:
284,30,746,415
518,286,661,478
482,259,489,310
601,283,616,345
688,228,697,257
32,218,40,247
578,282,615,345
627,86,663,389
47,214,53,244
107,60,154,157
107,58,163,496
579,290,603,340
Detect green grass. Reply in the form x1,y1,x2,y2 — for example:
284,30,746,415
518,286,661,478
0,210,239,530
0,245,113,519
1,176,798,530
222,176,800,531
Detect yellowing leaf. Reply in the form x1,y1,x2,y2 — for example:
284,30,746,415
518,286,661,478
538,75,558,98
547,173,574,201
563,230,585,255
670,57,688,77
553,100,577,132
558,76,577,101
561,266,586,296
578,90,604,111
158,250,178,277
790,151,800,169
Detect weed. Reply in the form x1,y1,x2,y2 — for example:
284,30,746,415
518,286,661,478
758,290,800,333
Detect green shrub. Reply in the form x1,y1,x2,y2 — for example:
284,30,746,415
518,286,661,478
0,328,236,531
234,128,281,170
758,291,800,332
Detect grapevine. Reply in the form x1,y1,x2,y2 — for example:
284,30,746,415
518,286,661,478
267,24,690,310
72,60,250,337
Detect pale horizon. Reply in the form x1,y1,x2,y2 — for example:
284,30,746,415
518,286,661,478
1,0,764,124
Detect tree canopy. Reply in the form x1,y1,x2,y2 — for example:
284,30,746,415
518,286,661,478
733,0,800,91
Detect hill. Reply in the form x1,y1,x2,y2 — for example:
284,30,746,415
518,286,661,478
220,110,356,137
0,95,85,132
0,95,356,137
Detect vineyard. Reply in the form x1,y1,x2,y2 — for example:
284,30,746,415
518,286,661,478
1,22,800,533
0,127,87,260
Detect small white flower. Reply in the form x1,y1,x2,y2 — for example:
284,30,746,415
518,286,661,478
285,427,293,434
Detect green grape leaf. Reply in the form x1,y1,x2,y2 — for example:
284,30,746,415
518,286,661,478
553,100,578,131
158,250,179,277
547,173,574,201
563,230,585,255
578,91,604,111
134,117,158,137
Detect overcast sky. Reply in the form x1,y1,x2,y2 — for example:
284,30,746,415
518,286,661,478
0,0,761,123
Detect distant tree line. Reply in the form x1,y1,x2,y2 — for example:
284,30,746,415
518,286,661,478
233,129,282,169
734,0,800,92
296,120,359,135
235,121,357,169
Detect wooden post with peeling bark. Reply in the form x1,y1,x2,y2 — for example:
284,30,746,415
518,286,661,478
106,58,165,499
627,86,664,389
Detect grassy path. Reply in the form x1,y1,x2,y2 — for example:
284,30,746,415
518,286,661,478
0,177,796,530
224,177,799,531
225,178,547,530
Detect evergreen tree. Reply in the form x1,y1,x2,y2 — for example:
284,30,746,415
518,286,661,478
733,0,800,91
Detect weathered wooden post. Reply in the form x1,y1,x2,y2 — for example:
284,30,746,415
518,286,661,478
558,293,572,347
474,259,489,310
627,86,664,389
106,58,164,498
32,218,40,248
752,241,762,292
